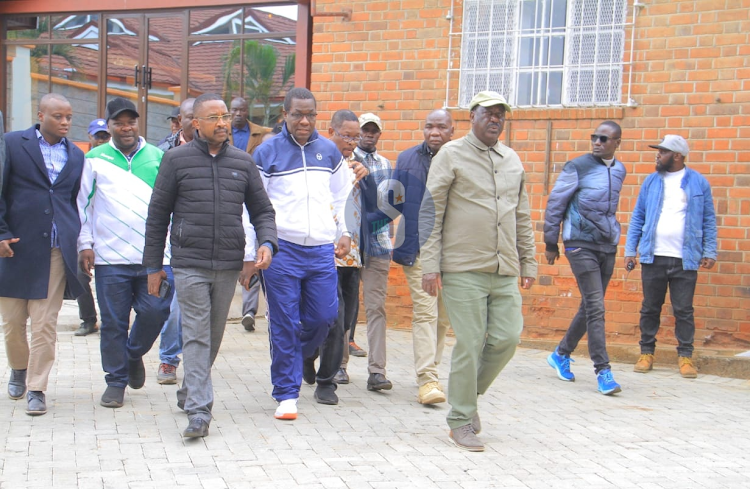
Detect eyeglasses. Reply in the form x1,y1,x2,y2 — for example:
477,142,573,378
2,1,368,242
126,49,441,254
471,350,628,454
333,128,361,144
93,133,111,141
287,111,317,122
197,114,232,123
590,134,617,144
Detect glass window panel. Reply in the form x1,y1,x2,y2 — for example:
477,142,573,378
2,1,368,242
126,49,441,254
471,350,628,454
188,38,241,100
520,1,536,31
246,6,298,35
5,44,50,132
51,14,101,40
43,43,99,143
241,39,297,127
550,36,565,66
517,73,532,106
519,38,535,67
190,7,244,36
548,71,563,105
5,15,49,41
552,0,568,28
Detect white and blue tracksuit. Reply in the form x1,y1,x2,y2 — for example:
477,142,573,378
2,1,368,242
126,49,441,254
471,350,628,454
253,124,353,401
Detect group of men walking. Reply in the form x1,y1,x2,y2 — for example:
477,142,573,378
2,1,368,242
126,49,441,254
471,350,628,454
0,88,716,451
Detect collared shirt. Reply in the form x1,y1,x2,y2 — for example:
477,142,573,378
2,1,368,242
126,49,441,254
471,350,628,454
419,131,537,278
354,146,393,257
37,129,68,248
232,124,250,152
333,154,362,267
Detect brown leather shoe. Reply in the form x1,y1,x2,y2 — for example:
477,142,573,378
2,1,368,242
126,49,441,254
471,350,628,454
634,354,654,373
678,356,697,378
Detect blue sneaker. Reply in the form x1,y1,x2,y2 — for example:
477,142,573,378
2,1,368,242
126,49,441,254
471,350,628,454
596,369,621,395
547,348,575,382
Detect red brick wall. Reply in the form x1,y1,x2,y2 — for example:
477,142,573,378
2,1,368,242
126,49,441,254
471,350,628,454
310,0,750,349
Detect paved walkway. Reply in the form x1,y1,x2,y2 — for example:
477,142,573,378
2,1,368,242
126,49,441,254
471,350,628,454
1,300,749,488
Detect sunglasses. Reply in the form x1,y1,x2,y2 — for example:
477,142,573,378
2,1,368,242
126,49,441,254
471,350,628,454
590,134,617,144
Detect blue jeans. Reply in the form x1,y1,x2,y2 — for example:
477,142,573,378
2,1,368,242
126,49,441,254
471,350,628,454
95,264,174,388
264,239,339,401
639,256,698,357
159,291,182,366
558,248,615,373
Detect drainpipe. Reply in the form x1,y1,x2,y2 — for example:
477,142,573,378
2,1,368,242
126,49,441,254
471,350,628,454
444,0,456,108
311,0,351,21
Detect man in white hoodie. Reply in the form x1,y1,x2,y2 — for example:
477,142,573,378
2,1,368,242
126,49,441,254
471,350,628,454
77,97,173,409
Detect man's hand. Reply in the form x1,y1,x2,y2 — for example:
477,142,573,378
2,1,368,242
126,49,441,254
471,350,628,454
700,257,716,269
255,246,273,270
350,160,369,183
0,238,20,258
78,249,95,276
422,272,442,297
147,270,167,297
625,256,638,271
335,236,352,259
239,261,258,290
521,277,535,289
545,250,559,265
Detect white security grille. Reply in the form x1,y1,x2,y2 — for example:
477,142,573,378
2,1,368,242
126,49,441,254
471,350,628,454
458,0,629,108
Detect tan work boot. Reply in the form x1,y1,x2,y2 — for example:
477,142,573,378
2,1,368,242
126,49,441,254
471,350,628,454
633,354,654,373
678,356,697,378
418,381,446,404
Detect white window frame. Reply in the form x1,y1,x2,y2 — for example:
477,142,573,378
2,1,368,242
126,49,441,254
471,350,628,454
457,0,634,109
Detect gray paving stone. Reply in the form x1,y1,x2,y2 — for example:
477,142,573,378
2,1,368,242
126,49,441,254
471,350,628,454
0,309,749,488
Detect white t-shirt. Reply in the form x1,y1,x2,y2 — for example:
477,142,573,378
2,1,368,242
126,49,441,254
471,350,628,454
654,168,687,258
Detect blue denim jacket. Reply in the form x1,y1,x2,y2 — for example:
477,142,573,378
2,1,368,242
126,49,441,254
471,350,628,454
625,167,717,270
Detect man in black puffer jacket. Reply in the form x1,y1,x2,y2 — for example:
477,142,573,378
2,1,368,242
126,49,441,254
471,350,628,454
143,93,277,438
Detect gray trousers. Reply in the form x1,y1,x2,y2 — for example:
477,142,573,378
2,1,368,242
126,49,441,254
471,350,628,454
174,267,240,424
241,279,261,317
362,255,391,375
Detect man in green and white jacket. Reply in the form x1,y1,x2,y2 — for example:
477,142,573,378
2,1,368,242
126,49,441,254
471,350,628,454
77,97,173,409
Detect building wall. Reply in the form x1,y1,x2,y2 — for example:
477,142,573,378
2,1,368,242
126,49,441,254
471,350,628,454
310,0,750,350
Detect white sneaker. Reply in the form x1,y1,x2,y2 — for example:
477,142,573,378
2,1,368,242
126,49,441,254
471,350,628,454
274,398,298,420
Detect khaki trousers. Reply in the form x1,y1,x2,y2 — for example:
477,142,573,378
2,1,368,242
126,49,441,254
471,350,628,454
0,248,66,392
362,255,391,375
441,272,523,429
402,256,451,386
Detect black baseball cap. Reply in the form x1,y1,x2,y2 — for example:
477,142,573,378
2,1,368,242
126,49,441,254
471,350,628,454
166,106,180,121
105,97,140,121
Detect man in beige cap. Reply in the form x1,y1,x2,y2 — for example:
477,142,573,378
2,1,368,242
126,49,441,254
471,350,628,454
420,91,537,451
354,112,395,392
625,135,717,378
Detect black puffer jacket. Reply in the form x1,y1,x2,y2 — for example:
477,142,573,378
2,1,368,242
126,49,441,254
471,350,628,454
143,137,277,270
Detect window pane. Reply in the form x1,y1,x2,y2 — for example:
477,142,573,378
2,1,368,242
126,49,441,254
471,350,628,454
242,39,296,127
5,44,50,131
5,15,49,41
550,36,565,66
51,14,101,40
190,8,244,36
551,0,567,28
548,71,563,105
245,6,298,35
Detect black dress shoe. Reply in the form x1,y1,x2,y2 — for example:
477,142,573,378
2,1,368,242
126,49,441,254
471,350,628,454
367,373,393,391
100,385,125,408
128,357,146,389
26,391,47,416
74,321,98,336
303,357,316,385
177,399,185,411
8,369,27,400
314,384,339,405
183,418,209,438
333,368,349,384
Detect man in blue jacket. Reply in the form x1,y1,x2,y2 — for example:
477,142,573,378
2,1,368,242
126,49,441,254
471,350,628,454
252,88,353,419
393,109,454,404
625,135,717,378
544,121,626,395
0,94,85,416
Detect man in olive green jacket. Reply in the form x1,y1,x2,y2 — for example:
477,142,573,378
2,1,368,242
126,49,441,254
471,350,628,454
420,91,537,452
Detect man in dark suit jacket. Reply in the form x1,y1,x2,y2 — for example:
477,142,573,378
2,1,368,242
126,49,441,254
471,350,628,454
0,93,85,416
